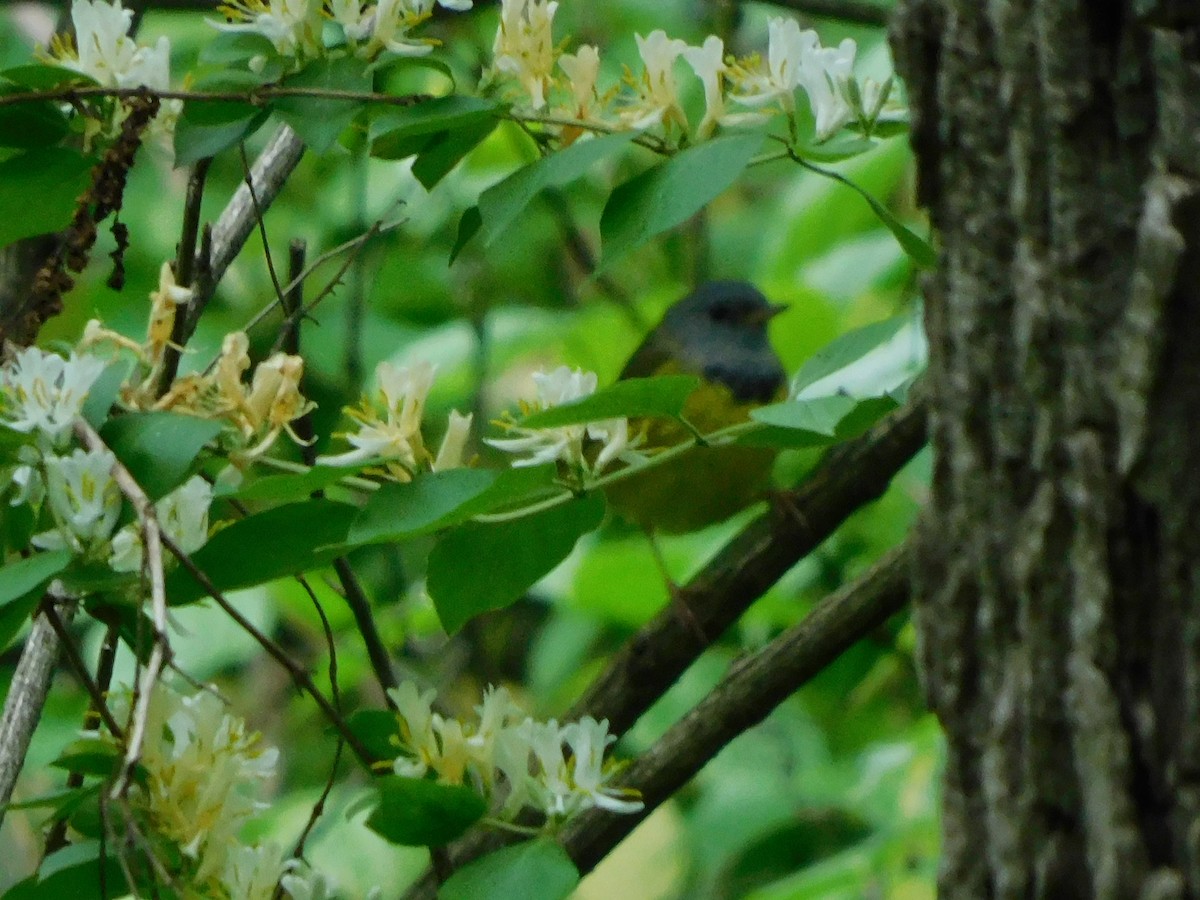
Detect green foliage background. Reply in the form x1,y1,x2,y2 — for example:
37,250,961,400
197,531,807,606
0,1,939,896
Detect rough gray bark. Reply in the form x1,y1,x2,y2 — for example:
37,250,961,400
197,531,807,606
891,2,1200,897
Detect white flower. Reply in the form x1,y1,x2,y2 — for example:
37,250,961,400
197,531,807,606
221,842,287,900
109,475,213,573
486,366,634,477
520,718,573,817
621,30,689,131
67,0,139,86
797,37,856,140
557,45,601,120
488,0,560,110
328,0,373,41
364,0,434,57
318,360,436,472
561,717,643,814
281,861,338,900
39,448,120,551
389,681,439,779
728,18,816,113
213,0,323,58
1,347,106,444
432,409,473,472
681,35,726,138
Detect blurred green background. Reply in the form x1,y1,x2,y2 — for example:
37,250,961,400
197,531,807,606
0,1,940,896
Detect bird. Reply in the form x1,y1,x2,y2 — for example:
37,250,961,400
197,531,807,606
604,280,787,536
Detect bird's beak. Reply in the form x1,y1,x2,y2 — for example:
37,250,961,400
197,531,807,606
749,304,788,325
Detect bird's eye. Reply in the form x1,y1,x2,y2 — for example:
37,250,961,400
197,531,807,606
708,304,736,323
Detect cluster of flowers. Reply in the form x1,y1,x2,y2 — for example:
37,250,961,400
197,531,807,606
318,362,637,482
0,345,213,570
317,359,472,481
0,260,315,571
390,681,642,822
218,0,473,62
485,1,901,142
101,682,354,899
42,0,179,144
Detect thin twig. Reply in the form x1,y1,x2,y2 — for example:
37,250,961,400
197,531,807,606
159,530,376,767
158,157,212,393
75,421,171,800
240,143,288,314
40,602,124,739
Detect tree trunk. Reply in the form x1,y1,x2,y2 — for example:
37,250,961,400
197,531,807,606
890,2,1200,897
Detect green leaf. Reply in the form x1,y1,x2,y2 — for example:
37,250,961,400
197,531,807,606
50,739,120,778
803,163,936,269
364,776,486,847
749,394,859,435
0,148,93,248
0,550,72,608
600,132,764,262
478,132,636,244
0,64,98,90
440,840,580,900
428,495,605,634
346,709,399,763
275,56,372,154
165,499,358,604
173,98,268,166
199,31,280,67
348,469,499,546
222,465,353,503
2,841,128,900
0,86,68,149
790,315,913,396
369,96,499,159
450,205,482,263
345,466,559,549
519,376,700,429
99,411,223,500
411,116,499,189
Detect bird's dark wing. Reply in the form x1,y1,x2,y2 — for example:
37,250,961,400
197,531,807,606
618,331,688,381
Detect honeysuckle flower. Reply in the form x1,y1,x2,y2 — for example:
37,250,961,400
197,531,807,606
362,0,435,57
318,360,437,475
109,475,213,573
0,347,106,445
432,409,473,471
281,863,340,900
328,0,374,42
681,35,726,138
235,352,315,458
561,717,643,814
797,36,856,140
60,0,139,86
486,366,636,477
221,842,288,900
621,30,689,131
34,448,120,552
488,0,560,110
389,681,439,778
146,262,193,360
557,44,602,121
727,17,816,113
215,0,323,58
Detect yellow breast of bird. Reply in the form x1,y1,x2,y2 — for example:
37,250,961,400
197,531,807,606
605,371,781,534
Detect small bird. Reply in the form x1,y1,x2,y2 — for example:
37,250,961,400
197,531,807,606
605,280,787,534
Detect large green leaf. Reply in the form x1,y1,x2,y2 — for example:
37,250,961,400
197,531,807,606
600,132,764,262
369,96,499,158
0,64,98,90
363,776,486,847
428,495,605,634
0,550,73,651
519,376,700,429
275,56,372,154
1,841,128,900
99,411,223,500
440,840,580,900
346,466,558,548
0,550,72,608
410,116,499,189
222,465,355,503
0,148,93,248
478,131,636,244
173,78,270,166
0,85,68,149
749,394,858,435
790,315,914,397
165,499,358,604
